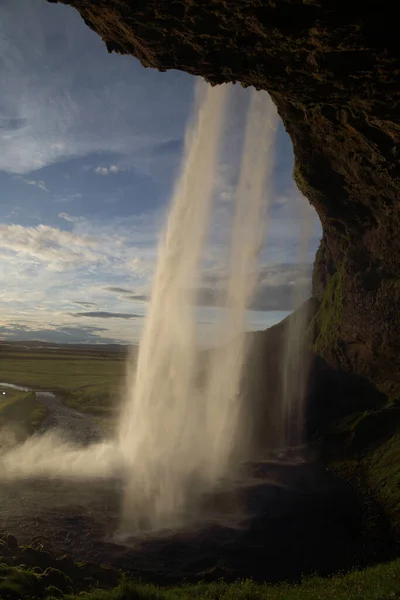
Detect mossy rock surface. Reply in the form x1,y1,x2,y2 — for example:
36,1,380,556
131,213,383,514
0,533,121,599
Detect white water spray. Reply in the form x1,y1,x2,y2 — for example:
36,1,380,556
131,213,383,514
118,83,278,532
280,196,314,448
0,81,293,536
118,81,230,531
202,92,278,482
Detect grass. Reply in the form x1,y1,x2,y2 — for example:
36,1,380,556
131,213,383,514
0,388,48,437
0,353,126,390
1,558,400,600
0,346,130,416
55,558,400,599
0,563,44,600
61,385,122,416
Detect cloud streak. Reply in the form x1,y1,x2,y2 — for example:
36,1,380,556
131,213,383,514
105,287,133,294
0,224,100,271
0,323,120,345
22,178,48,192
69,311,143,320
94,165,121,175
72,301,98,308
58,212,78,223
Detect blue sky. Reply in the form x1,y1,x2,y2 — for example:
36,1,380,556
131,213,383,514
0,0,321,345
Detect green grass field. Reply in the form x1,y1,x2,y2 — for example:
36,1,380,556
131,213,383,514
0,345,131,417
0,387,48,438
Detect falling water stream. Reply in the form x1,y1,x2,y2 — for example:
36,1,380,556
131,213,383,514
280,197,314,449
118,81,231,531
0,81,314,539
117,82,278,532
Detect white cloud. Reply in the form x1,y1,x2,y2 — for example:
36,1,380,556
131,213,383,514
21,178,48,192
54,192,82,204
0,211,161,287
0,224,100,271
0,207,165,346
0,0,192,175
94,164,121,175
0,197,319,342
58,212,77,223
94,167,109,176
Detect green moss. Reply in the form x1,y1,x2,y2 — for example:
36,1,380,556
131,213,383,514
0,534,121,598
365,429,400,534
328,412,400,542
312,261,345,355
319,398,400,543
0,564,42,599
293,159,310,199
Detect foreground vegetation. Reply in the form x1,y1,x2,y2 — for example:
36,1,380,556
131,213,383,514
2,553,400,600
367,429,400,533
70,560,400,600
1,530,399,599
324,404,400,543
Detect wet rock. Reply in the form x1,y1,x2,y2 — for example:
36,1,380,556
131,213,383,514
76,561,120,588
0,540,11,557
3,533,18,552
55,554,75,577
44,585,64,598
19,546,53,570
40,567,73,592
30,536,60,557
197,564,235,582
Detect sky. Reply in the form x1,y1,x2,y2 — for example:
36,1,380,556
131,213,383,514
0,0,321,345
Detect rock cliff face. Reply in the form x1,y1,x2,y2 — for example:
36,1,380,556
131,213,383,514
50,0,400,396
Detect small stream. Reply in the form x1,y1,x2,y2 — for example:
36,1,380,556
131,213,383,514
0,382,31,392
0,383,102,444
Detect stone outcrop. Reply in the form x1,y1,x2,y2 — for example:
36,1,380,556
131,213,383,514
49,0,400,397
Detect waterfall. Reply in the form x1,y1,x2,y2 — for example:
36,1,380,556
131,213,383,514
118,81,278,532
